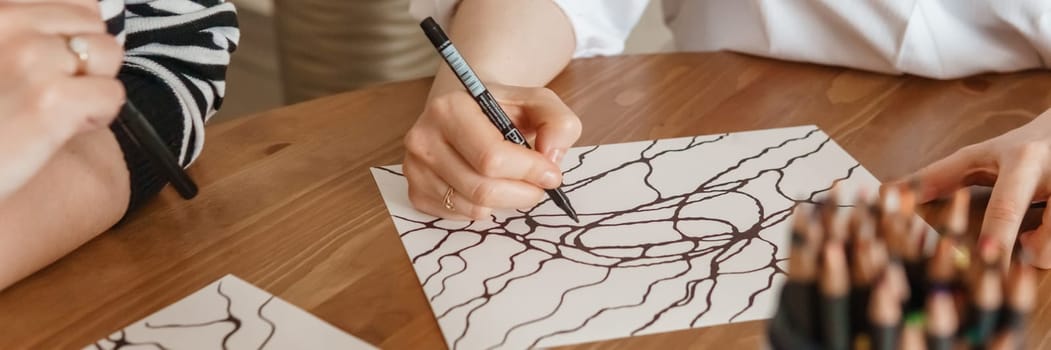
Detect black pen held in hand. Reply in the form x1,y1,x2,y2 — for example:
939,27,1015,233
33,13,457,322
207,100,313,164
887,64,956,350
419,17,578,222
115,102,198,199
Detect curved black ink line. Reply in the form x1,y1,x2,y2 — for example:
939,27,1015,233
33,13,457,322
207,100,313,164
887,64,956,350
430,235,491,301
108,329,168,350
387,127,857,347
143,281,241,350
728,266,778,322
531,259,695,342
430,256,469,302
562,145,600,176
503,268,613,350
634,277,712,335
257,297,276,350
373,166,404,177
437,246,529,320
447,255,556,349
410,231,454,264
695,128,820,190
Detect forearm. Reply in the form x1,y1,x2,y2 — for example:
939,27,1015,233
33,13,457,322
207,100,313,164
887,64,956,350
429,0,576,97
0,129,129,290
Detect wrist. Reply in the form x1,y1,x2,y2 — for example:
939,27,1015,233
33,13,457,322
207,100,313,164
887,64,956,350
427,68,464,100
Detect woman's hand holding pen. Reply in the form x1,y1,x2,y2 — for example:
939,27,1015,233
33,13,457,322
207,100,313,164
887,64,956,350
904,108,1051,267
403,83,581,220
0,0,123,199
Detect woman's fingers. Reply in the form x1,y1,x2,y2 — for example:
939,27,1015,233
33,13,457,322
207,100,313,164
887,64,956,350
2,33,122,80
0,76,123,195
433,91,563,188
2,0,100,13
0,3,104,36
404,156,479,221
979,155,1044,262
62,33,123,77
1018,196,1051,268
405,88,558,220
492,85,582,164
424,141,545,210
18,76,124,137
902,145,988,203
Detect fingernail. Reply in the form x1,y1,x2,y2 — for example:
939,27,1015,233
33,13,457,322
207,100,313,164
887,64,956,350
540,170,560,189
546,149,565,165
978,236,1000,255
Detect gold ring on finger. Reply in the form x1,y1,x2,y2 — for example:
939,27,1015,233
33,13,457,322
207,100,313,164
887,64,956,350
65,36,89,76
443,186,456,211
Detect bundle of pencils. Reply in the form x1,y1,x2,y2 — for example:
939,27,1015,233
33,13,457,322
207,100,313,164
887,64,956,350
768,186,1036,350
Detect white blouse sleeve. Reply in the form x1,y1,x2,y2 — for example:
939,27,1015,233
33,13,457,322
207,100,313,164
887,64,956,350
408,0,650,58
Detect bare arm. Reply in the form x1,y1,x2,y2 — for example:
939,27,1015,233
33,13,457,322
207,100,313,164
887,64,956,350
0,129,129,290
428,0,576,97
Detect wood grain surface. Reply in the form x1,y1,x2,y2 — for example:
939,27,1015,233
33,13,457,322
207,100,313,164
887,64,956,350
2,52,1051,349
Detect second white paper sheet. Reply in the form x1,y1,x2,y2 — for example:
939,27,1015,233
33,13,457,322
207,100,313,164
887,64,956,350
371,125,881,349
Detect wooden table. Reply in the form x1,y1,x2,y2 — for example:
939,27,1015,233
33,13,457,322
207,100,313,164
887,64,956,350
3,53,1051,349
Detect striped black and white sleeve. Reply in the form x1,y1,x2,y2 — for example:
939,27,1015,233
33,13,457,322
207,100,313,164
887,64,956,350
100,0,239,212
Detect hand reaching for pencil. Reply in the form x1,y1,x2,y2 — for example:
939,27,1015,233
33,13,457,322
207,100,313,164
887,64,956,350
768,187,1037,350
0,0,124,199
903,108,1051,267
403,83,581,220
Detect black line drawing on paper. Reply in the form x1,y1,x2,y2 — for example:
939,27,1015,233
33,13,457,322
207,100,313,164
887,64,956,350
88,275,375,350
372,126,880,349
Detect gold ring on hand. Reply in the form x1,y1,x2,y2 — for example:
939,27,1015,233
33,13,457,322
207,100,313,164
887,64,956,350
65,36,89,76
443,186,456,211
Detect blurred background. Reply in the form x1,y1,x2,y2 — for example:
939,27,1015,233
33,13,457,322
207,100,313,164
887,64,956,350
218,0,673,121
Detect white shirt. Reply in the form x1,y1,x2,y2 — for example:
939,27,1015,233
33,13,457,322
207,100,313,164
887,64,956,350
411,0,1051,79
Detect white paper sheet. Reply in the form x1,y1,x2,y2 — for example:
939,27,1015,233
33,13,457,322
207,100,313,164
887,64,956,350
371,125,882,349
87,275,377,350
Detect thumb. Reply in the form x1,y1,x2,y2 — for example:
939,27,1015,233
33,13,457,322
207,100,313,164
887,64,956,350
492,85,582,166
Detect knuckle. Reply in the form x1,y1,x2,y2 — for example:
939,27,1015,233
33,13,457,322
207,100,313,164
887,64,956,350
424,96,448,116
1014,142,1049,160
470,180,498,206
985,201,1022,225
956,143,981,157
533,87,558,99
516,189,545,209
561,115,583,137
8,36,40,70
476,148,505,177
31,83,64,116
97,36,125,64
426,94,461,120
403,128,430,158
1034,250,1051,269
67,6,105,31
407,186,428,209
99,80,124,120
107,79,126,100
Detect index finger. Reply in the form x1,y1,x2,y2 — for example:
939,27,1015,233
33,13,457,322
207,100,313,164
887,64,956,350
979,160,1041,261
0,3,105,36
2,0,99,14
897,146,985,203
492,86,582,164
436,92,562,189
